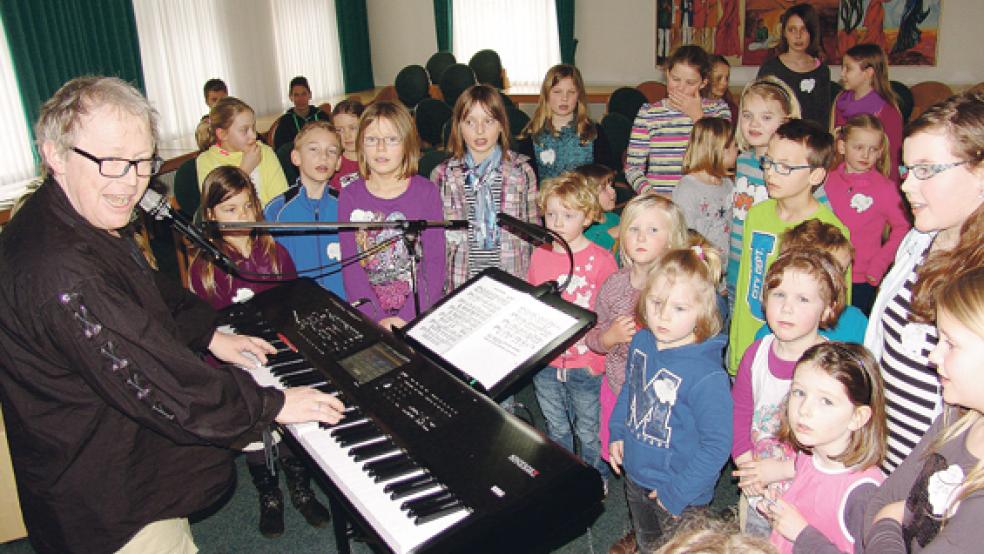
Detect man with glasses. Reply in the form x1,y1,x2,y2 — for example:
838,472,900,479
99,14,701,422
0,77,344,553
727,119,851,373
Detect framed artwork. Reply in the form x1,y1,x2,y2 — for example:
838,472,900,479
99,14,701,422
654,0,942,66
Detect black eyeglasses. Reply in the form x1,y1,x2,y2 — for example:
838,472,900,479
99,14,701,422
72,147,163,178
760,155,815,176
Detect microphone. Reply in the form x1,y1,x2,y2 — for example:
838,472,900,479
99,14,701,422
138,188,238,275
495,213,553,245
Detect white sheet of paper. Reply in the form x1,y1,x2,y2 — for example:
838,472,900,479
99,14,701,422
406,276,577,391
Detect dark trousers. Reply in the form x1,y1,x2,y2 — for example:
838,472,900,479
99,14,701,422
624,476,708,551
852,282,878,317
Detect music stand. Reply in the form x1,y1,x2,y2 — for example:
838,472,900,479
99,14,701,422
398,267,597,401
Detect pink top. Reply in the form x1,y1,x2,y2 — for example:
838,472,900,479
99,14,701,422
731,337,797,459
824,164,910,284
330,157,361,193
772,453,884,554
584,267,641,394
528,242,617,373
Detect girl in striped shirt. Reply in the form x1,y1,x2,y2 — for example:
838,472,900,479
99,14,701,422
624,45,731,196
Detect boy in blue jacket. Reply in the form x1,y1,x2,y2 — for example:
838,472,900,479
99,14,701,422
265,121,346,298
609,245,733,552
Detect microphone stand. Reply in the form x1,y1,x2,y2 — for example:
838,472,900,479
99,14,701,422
210,219,464,319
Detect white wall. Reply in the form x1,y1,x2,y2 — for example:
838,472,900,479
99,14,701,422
368,0,984,88
367,0,437,86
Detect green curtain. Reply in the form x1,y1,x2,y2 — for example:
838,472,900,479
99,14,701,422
555,0,576,64
0,0,145,136
433,0,452,52
335,0,375,93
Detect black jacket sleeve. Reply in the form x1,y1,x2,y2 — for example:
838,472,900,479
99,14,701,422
153,270,217,352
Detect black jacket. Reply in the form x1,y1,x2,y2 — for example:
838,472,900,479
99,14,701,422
0,180,284,553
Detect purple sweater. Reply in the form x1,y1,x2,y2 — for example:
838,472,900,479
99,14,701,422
825,164,910,284
584,266,640,395
338,175,446,323
189,240,296,310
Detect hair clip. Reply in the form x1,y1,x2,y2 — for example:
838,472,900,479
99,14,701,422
692,245,704,260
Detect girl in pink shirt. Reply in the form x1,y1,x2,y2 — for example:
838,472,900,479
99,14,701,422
753,342,886,554
528,172,617,481
826,114,910,315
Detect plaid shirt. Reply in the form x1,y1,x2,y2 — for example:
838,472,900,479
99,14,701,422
432,151,539,293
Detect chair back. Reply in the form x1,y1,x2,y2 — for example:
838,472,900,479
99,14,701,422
601,112,632,163
636,81,667,104
910,81,954,121
415,98,453,149
469,49,504,89
395,65,431,109
276,142,299,185
608,87,647,119
426,51,457,85
506,107,531,141
890,81,914,122
439,64,477,108
173,156,201,216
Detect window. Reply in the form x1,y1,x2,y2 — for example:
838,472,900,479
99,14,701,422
132,0,344,147
0,20,36,195
452,0,561,89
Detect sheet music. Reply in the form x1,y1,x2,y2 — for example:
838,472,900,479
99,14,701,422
406,276,577,391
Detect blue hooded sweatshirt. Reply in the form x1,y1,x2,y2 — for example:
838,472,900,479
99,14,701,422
609,330,732,515
264,182,345,298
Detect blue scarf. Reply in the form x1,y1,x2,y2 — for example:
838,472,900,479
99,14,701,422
464,145,502,249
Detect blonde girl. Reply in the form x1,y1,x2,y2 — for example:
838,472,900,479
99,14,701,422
833,43,903,180
517,64,615,180
826,115,910,315
609,244,732,553
196,97,288,206
727,76,802,304
625,45,732,195
673,117,738,254
430,84,538,293
586,195,688,477
867,267,984,551
761,342,885,553
329,99,365,192
338,101,446,330
732,249,847,537
528,173,618,481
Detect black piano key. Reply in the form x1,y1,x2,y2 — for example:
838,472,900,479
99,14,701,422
349,439,398,462
370,458,418,483
413,499,466,525
313,382,337,394
332,422,382,446
401,489,455,513
386,474,438,500
269,359,310,375
318,407,360,430
362,453,412,476
265,350,299,365
281,371,327,387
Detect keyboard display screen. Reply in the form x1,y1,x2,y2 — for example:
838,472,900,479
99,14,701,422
339,342,409,384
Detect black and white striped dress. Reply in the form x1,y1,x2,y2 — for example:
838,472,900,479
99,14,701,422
878,252,942,474
464,174,502,278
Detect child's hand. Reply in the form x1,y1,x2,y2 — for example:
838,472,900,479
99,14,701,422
647,489,671,514
379,316,407,331
241,141,262,174
602,316,637,349
874,501,906,524
667,88,703,121
733,457,794,496
762,496,808,542
866,274,880,286
609,440,624,474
